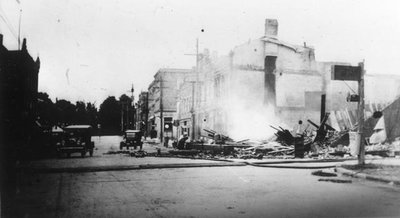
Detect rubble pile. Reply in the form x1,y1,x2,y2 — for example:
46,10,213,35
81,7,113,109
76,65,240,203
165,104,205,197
203,129,234,144
174,114,351,159
163,114,400,160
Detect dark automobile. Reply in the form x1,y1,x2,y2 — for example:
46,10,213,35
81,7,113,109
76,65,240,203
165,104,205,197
120,130,143,150
57,125,95,157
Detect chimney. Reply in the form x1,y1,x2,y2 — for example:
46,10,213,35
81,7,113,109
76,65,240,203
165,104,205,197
265,19,278,38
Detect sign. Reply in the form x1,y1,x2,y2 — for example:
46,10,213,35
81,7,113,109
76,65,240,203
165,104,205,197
332,65,362,81
346,94,359,102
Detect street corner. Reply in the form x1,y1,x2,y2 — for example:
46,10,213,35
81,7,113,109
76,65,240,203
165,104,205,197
335,161,400,186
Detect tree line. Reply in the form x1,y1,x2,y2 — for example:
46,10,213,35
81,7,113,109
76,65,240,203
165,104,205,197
37,92,135,135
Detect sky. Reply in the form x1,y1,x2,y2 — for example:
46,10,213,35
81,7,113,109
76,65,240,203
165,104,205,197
1,0,400,106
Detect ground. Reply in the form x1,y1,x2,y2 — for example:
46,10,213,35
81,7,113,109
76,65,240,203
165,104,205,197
13,136,400,218
342,164,400,181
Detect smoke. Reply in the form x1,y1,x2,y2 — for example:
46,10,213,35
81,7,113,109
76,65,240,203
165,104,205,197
226,99,279,141
220,70,282,141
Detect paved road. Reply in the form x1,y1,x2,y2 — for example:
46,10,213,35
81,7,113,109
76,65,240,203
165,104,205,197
16,166,400,218
13,136,400,217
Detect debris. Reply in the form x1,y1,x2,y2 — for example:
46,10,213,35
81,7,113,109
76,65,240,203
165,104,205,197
130,150,147,158
152,113,397,160
270,125,294,145
311,170,337,177
318,178,352,183
203,129,234,144
169,150,200,156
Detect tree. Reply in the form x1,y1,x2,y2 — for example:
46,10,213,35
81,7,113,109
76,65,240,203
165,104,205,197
119,94,134,130
36,92,55,126
98,96,120,134
54,99,76,126
86,102,98,127
74,101,87,124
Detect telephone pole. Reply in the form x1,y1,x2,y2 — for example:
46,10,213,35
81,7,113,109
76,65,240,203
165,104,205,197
358,61,365,165
184,38,199,141
130,84,134,129
332,62,365,165
120,102,124,132
160,77,164,144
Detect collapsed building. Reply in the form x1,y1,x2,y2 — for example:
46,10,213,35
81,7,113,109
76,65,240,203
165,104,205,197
175,19,400,143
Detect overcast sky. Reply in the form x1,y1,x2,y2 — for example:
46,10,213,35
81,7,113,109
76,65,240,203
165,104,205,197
1,0,400,106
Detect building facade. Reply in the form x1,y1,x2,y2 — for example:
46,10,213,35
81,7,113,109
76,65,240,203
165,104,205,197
0,34,40,216
147,68,192,140
0,34,40,147
135,91,149,135
183,19,330,140
175,72,196,140
194,19,400,141
175,19,400,141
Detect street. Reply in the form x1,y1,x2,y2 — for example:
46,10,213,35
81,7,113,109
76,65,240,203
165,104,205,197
2,2,400,218
15,136,400,218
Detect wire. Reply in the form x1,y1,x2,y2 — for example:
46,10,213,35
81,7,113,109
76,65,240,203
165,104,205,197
0,14,18,40
342,80,357,94
0,7,18,41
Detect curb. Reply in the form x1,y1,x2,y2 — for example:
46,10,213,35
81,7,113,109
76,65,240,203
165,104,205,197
18,162,247,174
335,166,400,186
235,158,350,165
248,163,338,169
212,158,344,169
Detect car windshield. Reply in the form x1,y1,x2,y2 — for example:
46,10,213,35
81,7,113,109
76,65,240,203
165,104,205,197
126,132,137,138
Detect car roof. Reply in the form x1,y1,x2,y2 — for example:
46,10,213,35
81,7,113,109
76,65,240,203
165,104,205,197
125,130,140,133
64,125,92,129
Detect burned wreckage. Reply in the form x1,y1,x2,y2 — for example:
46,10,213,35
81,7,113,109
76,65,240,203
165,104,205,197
163,111,399,160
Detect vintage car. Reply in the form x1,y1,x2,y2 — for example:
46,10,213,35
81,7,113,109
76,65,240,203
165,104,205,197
120,130,143,150
57,125,95,157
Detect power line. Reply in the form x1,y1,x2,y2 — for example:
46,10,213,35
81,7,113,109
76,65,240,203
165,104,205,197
0,7,19,41
0,14,18,39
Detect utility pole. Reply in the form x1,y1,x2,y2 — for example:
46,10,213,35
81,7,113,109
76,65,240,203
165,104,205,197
358,61,365,165
185,38,199,141
120,102,124,132
130,84,134,129
160,77,164,144
189,81,196,140
332,63,365,164
195,38,199,140
126,104,129,130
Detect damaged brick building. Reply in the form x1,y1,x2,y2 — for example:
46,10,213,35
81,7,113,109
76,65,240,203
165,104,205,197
175,19,400,141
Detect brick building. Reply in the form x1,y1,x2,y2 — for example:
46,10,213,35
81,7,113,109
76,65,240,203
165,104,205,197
0,34,40,216
184,18,400,141
0,34,40,149
147,68,191,140
175,72,196,140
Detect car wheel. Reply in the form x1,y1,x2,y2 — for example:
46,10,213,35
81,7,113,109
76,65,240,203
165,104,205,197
67,153,71,158
81,151,86,158
89,149,93,157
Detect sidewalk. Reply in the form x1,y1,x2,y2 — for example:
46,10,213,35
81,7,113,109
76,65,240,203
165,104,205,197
18,155,247,173
335,158,400,186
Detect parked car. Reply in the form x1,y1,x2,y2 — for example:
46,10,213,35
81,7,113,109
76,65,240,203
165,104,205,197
57,125,95,157
120,130,143,150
